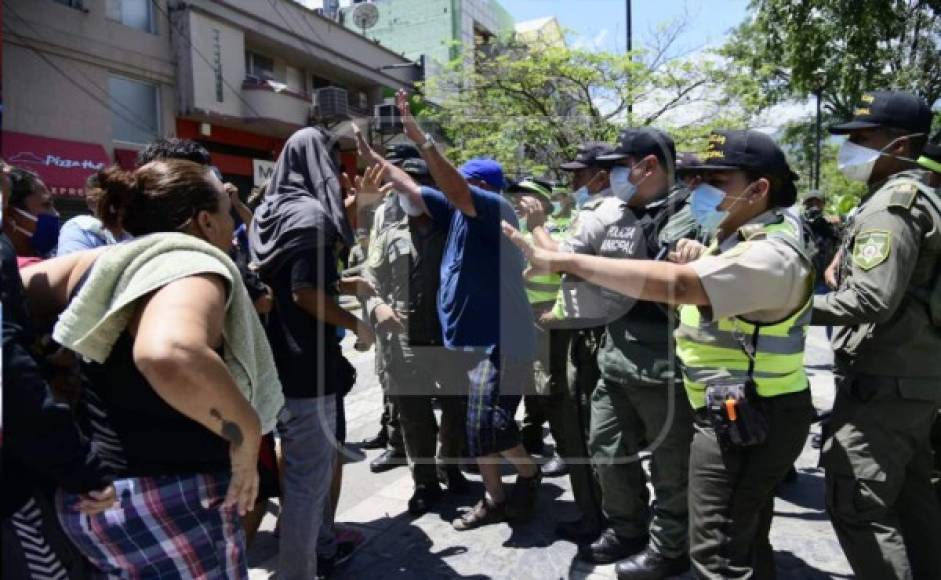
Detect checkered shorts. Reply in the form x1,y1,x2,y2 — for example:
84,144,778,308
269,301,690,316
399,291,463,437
57,472,246,579
460,349,528,457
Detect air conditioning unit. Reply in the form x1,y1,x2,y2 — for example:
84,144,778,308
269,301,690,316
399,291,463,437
313,87,349,120
374,103,402,135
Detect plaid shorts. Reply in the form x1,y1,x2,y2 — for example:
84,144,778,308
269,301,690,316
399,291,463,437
459,349,529,457
57,472,247,579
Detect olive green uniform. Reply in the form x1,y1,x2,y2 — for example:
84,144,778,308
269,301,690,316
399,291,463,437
679,210,816,579
566,186,697,558
364,197,466,485
812,170,941,580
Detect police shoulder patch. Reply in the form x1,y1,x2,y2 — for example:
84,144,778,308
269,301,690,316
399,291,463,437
852,229,892,271
884,181,918,209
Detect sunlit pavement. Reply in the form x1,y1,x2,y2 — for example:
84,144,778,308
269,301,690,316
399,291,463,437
248,326,852,579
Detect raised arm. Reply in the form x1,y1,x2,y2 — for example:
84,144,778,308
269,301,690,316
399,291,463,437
131,274,261,516
396,90,476,216
502,221,709,307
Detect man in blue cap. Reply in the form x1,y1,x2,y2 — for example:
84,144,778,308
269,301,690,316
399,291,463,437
458,158,507,193
356,91,541,530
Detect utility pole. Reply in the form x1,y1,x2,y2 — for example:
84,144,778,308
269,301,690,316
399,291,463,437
626,0,633,117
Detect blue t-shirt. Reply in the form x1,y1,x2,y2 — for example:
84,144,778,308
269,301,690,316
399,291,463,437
421,185,535,360
57,215,131,256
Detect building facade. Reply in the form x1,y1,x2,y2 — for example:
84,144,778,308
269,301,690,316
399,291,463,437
2,0,416,210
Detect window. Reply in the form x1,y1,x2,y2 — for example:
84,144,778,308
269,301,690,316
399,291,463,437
109,76,160,144
245,51,277,82
105,0,155,33
52,0,84,9
311,74,333,91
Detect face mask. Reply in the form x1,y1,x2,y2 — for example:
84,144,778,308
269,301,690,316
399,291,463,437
517,214,528,232
838,134,922,183
610,163,645,203
690,183,750,235
14,207,60,256
551,201,561,215
837,140,881,183
572,186,591,207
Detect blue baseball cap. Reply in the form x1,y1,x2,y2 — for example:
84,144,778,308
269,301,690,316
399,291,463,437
459,158,505,192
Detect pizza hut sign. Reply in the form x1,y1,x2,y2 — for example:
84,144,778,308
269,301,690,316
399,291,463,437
8,151,105,171
1,131,112,197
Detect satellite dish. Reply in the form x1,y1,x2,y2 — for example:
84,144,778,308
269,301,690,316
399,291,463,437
351,3,379,33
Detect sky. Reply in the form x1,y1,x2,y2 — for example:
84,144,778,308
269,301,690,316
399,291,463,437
503,0,752,54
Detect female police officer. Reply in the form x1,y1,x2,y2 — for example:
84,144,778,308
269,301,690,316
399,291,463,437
504,129,814,579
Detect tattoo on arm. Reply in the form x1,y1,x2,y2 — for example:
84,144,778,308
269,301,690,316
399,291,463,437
210,408,244,448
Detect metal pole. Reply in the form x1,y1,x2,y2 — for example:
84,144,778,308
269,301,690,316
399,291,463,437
626,0,633,117
814,89,822,190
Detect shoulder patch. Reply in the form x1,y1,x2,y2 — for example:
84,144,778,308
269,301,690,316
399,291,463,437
852,229,892,271
887,184,918,209
582,198,604,210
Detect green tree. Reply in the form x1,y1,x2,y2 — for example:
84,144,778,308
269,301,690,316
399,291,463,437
419,27,758,181
721,0,940,213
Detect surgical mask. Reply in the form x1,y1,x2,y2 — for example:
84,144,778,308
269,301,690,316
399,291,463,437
610,163,645,203
13,207,60,256
690,183,750,235
551,201,561,215
837,141,881,183
837,134,922,183
572,186,591,208
517,214,528,232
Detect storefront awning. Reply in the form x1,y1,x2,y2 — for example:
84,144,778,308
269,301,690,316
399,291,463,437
2,131,110,197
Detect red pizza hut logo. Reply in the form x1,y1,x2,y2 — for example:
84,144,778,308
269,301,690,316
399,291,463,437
9,151,105,171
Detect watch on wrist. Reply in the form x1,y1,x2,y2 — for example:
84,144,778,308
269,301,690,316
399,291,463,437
420,133,436,150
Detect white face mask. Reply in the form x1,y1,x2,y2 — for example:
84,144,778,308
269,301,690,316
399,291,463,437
837,134,922,183
837,141,881,183
397,192,425,217
610,162,645,203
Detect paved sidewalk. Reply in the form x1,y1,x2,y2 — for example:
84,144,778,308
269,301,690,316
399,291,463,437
249,328,852,579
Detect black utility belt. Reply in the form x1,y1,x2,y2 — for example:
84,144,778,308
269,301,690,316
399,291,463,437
700,378,769,448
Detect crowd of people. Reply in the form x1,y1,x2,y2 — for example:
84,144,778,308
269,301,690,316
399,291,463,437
2,86,940,580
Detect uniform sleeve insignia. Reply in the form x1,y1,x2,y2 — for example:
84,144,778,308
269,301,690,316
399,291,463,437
852,230,891,270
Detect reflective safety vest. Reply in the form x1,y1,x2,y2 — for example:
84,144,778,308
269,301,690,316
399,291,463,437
674,214,813,409
525,215,571,305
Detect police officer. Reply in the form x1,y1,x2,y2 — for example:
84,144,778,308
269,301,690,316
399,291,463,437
507,178,570,463
916,131,941,505
525,142,613,541
813,90,941,580
546,127,697,575
504,129,815,579
362,157,468,514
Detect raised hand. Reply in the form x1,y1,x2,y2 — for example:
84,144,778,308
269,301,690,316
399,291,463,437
501,220,556,276
351,122,385,167
395,89,425,144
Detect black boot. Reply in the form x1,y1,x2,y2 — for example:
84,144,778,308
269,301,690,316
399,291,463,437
360,430,388,450
369,449,407,473
578,529,648,565
438,464,471,494
555,518,604,543
408,482,443,516
615,545,690,579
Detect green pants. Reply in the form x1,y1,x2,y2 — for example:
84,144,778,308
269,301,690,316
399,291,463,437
523,327,605,526
689,388,813,579
589,377,693,557
823,373,941,580
385,353,467,486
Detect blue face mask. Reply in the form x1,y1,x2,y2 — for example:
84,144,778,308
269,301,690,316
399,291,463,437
14,207,60,256
690,182,751,234
610,163,646,203
551,201,561,215
572,186,591,207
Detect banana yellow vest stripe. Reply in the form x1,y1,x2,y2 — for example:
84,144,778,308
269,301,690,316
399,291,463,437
675,218,812,409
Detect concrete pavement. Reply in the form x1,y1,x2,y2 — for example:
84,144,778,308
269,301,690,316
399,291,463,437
248,327,853,579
